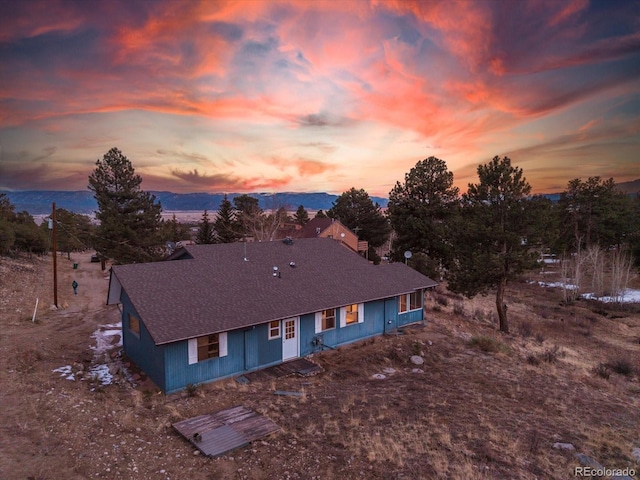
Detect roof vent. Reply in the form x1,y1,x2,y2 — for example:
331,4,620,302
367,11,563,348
282,237,294,245
289,262,296,268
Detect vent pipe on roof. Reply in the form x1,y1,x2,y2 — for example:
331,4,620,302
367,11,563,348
243,241,248,261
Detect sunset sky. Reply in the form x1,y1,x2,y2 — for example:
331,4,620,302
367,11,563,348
0,0,638,197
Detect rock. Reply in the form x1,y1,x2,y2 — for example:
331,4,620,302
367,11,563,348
193,450,200,456
410,355,424,365
411,368,424,374
553,442,575,451
632,447,640,464
382,368,396,374
574,453,603,469
428,341,433,346
371,374,386,380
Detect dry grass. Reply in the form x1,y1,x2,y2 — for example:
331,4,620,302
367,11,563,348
1,254,639,479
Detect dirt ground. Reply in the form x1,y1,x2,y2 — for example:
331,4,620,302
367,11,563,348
1,252,639,479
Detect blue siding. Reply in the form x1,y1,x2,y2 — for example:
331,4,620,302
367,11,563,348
257,323,282,366
299,313,317,356
301,300,388,354
120,292,167,392
164,329,246,393
398,308,424,326
384,297,398,333
121,292,429,393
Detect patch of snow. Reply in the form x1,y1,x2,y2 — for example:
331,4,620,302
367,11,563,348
91,322,122,354
88,364,113,386
582,289,640,304
53,365,75,381
538,281,579,290
536,281,640,304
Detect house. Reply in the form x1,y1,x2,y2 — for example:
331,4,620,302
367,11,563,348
277,217,368,255
107,238,437,393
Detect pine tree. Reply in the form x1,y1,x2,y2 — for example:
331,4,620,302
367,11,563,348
196,210,216,244
328,188,390,249
388,156,459,276
88,148,162,264
448,156,540,333
214,195,241,243
293,205,309,225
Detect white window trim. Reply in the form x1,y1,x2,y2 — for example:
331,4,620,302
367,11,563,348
409,290,423,311
340,303,364,327
268,321,281,340
315,309,336,333
188,332,227,365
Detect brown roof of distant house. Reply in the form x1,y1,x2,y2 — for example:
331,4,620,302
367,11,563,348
109,238,437,345
295,217,334,238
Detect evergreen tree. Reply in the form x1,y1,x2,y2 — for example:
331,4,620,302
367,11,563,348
214,195,241,243
328,188,390,250
558,177,635,251
88,147,162,264
388,156,459,277
233,194,262,238
448,156,540,333
293,205,310,225
160,214,191,243
0,194,16,253
314,209,327,219
196,210,216,244
13,211,47,255
50,208,93,258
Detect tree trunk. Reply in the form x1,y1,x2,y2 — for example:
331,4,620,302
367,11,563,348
496,275,509,333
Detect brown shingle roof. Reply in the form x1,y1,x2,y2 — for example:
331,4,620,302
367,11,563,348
110,238,437,345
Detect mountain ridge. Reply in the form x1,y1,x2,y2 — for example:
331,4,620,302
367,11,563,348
2,178,637,215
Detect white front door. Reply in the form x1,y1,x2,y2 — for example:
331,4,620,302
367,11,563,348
282,317,299,360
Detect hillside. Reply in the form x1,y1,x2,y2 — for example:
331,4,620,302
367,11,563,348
1,253,638,479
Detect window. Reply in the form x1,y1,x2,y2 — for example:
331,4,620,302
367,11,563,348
188,332,228,364
322,308,336,331
197,334,220,361
345,304,359,324
409,290,422,310
129,314,140,337
399,294,407,313
268,320,281,340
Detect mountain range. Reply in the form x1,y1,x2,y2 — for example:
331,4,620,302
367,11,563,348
2,178,638,216
0,191,389,215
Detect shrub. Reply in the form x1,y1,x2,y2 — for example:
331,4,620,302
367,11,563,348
185,383,199,397
453,301,465,316
432,305,442,312
519,320,533,338
526,354,540,366
535,332,545,344
541,345,563,363
606,359,633,377
435,295,449,307
469,336,507,353
594,363,610,379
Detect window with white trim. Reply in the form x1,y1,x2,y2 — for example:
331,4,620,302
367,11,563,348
268,320,281,340
188,332,228,364
315,308,336,332
409,290,422,310
340,303,364,327
399,294,407,313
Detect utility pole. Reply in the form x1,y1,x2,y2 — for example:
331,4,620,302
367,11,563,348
52,202,58,308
